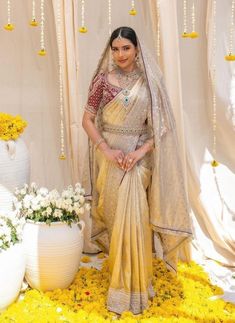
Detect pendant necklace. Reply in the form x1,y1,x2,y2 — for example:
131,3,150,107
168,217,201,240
115,67,142,108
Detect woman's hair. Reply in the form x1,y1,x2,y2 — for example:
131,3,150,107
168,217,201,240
109,27,138,47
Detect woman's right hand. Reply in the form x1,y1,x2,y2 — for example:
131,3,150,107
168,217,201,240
101,147,125,168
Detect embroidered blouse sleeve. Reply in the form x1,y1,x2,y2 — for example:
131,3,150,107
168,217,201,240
84,73,104,115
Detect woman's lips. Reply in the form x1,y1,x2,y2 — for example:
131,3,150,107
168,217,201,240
119,59,128,63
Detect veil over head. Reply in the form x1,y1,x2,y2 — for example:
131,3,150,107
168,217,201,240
84,30,192,272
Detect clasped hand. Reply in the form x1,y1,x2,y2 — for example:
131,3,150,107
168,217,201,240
102,148,145,172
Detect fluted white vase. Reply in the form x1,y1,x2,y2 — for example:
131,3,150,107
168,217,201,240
0,243,26,310
0,138,30,214
23,220,85,291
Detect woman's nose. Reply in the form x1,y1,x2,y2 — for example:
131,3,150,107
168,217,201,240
118,50,124,57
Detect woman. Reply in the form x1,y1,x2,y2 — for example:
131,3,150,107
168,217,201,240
82,27,192,315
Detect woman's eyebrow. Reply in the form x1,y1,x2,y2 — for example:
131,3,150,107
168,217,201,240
112,45,130,49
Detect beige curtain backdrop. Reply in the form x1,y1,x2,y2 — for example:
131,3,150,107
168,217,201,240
0,0,72,190
1,1,234,266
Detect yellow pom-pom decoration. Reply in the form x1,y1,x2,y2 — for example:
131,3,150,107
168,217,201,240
211,160,219,167
30,19,38,27
79,26,88,33
4,23,14,31
59,154,66,160
225,53,235,61
81,256,91,263
97,252,106,259
189,31,199,38
129,8,137,16
38,48,46,56
182,32,190,38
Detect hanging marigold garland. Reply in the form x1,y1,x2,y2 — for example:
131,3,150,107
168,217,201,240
129,0,137,16
108,0,112,36
156,0,160,58
211,0,219,167
190,1,199,38
38,0,46,56
56,1,66,160
182,0,199,39
30,0,38,27
79,0,88,33
225,0,235,61
182,0,190,37
4,0,14,31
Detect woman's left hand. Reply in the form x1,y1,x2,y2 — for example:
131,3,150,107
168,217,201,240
121,148,146,172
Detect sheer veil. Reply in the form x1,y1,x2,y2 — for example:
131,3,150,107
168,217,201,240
83,34,192,272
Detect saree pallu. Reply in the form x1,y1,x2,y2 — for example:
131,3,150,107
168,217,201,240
90,77,155,314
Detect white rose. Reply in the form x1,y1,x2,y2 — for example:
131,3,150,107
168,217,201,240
46,207,52,215
27,208,33,215
39,187,49,197
20,188,26,195
31,201,40,211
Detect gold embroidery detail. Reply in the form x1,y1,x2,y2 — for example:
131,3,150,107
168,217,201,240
103,123,148,136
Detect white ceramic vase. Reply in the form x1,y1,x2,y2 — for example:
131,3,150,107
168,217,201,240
23,220,85,291
0,243,26,310
0,138,30,214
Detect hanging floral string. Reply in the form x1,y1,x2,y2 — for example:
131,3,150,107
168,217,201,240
156,0,160,58
30,0,38,27
129,0,137,16
189,1,199,38
225,0,235,61
79,0,88,33
108,0,112,36
182,0,189,37
4,0,14,31
56,1,66,160
211,0,219,167
38,0,46,56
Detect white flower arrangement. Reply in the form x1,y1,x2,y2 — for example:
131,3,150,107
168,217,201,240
13,183,90,226
0,214,25,252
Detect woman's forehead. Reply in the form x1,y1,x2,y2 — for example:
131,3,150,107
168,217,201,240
111,38,133,48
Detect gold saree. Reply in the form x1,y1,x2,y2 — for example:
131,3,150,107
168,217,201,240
83,38,192,315
91,76,154,313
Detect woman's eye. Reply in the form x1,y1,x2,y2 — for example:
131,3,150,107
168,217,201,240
123,47,130,51
112,48,118,52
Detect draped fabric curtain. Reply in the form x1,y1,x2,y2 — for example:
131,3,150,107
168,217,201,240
149,0,235,266
2,0,234,265
0,0,71,191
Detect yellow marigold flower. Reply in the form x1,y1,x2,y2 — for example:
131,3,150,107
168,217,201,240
129,8,137,16
225,53,235,61
182,32,190,38
97,252,106,259
189,31,199,38
59,154,66,160
29,19,38,27
38,48,46,56
4,23,14,31
79,26,88,33
211,159,219,167
0,113,27,141
81,255,91,263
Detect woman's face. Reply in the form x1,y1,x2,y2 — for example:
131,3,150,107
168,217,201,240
111,37,138,72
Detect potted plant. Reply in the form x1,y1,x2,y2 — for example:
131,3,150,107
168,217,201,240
0,112,29,214
0,214,25,310
13,182,88,291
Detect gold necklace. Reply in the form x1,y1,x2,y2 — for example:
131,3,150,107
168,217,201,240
115,67,142,107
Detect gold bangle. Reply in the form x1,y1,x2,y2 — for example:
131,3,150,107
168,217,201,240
94,137,105,150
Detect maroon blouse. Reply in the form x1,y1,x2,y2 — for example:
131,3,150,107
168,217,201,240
84,73,121,115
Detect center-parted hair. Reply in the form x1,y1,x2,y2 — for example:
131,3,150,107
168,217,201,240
109,27,138,48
